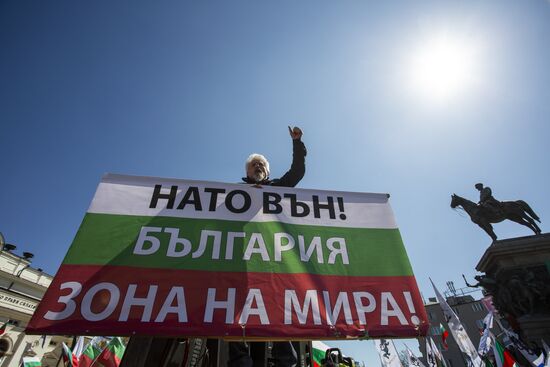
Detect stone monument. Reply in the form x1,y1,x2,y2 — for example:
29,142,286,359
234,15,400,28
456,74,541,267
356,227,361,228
452,185,549,350
475,233,550,348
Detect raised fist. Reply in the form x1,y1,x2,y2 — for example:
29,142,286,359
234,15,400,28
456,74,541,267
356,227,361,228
288,126,303,140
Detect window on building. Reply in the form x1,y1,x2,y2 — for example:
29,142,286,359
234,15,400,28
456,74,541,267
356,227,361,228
472,302,484,312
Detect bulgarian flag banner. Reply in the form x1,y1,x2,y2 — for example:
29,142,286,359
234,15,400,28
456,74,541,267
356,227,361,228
493,338,519,367
22,357,42,367
26,174,427,338
439,323,449,349
79,339,102,367
0,321,8,335
312,341,331,367
90,337,125,367
62,342,79,367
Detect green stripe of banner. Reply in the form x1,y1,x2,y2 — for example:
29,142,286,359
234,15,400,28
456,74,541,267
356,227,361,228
63,213,413,277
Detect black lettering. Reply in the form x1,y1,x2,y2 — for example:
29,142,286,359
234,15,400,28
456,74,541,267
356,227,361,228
205,188,226,211
284,194,310,217
177,186,203,210
225,190,251,213
149,184,178,209
312,195,336,219
263,192,283,214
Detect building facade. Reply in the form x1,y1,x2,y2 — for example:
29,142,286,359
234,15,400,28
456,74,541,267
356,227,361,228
420,294,501,367
0,246,70,367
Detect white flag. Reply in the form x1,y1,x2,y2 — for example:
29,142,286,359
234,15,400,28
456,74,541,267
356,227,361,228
425,338,436,367
431,279,482,367
478,312,493,356
73,336,85,359
375,339,403,367
430,337,447,367
425,338,446,367
405,344,426,367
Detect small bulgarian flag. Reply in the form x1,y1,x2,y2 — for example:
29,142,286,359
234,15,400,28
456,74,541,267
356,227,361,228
22,357,42,367
439,323,449,350
90,337,126,367
79,339,102,367
311,341,331,367
0,321,8,335
493,338,519,367
62,342,79,367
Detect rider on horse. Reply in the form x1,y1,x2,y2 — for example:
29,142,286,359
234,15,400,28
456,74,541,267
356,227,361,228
475,183,503,217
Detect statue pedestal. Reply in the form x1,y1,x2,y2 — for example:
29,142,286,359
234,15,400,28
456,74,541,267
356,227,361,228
476,233,550,347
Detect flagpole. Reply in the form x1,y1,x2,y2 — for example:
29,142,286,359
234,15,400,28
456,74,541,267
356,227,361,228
55,348,63,367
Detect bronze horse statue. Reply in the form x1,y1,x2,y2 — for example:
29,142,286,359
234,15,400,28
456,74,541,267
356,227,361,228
450,194,541,241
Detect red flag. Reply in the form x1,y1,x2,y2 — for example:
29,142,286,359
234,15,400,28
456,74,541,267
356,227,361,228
91,338,125,367
439,323,449,350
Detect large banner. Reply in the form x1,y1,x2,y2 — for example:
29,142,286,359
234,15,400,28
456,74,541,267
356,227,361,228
27,174,428,339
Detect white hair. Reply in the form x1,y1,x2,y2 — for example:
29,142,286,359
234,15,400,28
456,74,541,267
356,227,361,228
245,153,270,176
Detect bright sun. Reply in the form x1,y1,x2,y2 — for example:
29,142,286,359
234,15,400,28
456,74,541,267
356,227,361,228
408,34,479,102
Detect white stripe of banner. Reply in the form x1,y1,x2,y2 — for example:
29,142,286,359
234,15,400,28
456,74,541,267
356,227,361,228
88,173,398,229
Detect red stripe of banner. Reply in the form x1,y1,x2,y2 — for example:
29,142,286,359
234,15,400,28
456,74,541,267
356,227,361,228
27,265,428,339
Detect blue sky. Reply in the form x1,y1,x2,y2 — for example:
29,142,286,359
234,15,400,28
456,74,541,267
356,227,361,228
1,1,549,364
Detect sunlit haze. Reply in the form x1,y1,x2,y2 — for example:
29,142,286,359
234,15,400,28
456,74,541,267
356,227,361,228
407,33,480,102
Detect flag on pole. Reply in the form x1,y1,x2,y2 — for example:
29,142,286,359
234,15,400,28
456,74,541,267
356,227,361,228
73,337,85,360
90,337,126,367
62,342,79,367
492,336,519,367
478,312,493,356
496,320,541,366
425,338,436,367
0,321,8,335
430,279,482,367
430,337,447,367
79,338,102,367
404,344,426,367
39,335,48,349
425,337,444,367
311,341,331,367
22,357,42,367
439,324,449,350
375,339,403,367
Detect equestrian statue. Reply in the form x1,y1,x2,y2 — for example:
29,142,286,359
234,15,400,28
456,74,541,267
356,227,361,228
450,183,541,241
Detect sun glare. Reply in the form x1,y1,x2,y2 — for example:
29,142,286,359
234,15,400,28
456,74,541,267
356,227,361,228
408,34,479,102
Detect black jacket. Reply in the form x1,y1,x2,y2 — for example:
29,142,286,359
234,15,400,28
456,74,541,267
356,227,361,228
241,139,307,188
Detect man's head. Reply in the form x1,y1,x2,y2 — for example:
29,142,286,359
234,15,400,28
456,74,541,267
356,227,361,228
246,153,270,183
475,183,484,191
